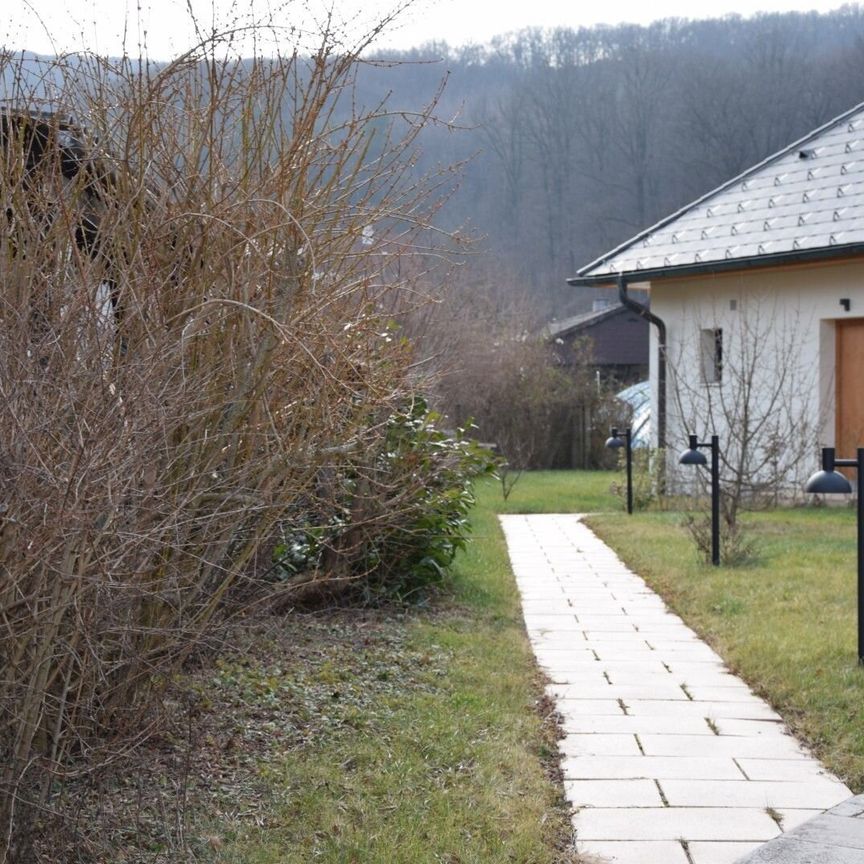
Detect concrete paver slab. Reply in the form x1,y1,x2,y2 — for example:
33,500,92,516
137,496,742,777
552,699,626,716
542,669,617,685
736,757,837,782
535,658,672,674
675,671,752,687
660,778,851,808
563,778,665,807
532,641,597,655
602,669,687,685
631,628,703,640
562,755,746,780
573,806,780,841
572,620,643,633
584,630,668,642
664,659,734,675
686,685,762,702
523,615,582,630
595,646,723,662
622,699,781,720
638,733,806,759
520,599,579,611
575,840,690,863
776,809,828,831
640,642,725,659
558,734,643,756
560,714,718,735
687,842,763,863
554,683,692,701
712,718,789,737
633,620,698,631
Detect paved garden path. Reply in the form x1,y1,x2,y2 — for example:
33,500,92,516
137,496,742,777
500,513,855,864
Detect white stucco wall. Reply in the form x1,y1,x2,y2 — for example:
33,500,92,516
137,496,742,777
646,258,864,495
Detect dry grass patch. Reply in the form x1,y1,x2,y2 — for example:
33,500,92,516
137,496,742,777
35,601,578,863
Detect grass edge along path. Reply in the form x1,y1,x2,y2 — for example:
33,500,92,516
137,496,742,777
208,474,583,863
474,470,864,795
585,501,864,793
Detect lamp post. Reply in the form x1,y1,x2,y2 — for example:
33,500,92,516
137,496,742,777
605,427,633,514
679,433,720,566
804,447,864,664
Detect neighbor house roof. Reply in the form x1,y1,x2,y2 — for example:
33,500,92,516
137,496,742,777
570,100,864,285
547,303,649,368
545,304,625,339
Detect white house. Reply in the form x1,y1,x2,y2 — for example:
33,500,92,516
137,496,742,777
568,101,864,495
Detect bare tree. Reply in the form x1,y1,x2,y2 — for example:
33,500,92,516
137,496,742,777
669,297,823,523
416,281,610,472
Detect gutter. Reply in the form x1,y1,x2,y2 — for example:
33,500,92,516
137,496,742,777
567,241,864,287
616,275,666,450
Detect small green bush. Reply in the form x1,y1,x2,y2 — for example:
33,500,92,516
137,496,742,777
273,397,498,600
365,397,499,594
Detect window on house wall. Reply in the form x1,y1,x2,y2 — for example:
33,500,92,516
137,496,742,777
700,328,723,384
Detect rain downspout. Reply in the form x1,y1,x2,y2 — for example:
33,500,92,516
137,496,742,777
617,274,666,450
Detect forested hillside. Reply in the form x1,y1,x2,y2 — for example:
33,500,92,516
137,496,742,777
360,6,864,316
6,8,864,466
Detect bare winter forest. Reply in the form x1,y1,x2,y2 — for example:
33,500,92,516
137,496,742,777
362,7,864,312
353,7,864,464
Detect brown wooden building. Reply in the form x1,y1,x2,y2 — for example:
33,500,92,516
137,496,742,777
544,302,649,468
548,302,649,385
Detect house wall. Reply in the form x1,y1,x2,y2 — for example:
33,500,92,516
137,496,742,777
648,257,864,494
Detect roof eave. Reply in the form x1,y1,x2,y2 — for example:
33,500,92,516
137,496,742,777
566,242,864,287
547,304,627,338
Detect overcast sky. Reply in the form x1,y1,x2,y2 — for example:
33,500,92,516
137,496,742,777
2,0,853,58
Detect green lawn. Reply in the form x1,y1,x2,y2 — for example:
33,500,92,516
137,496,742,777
491,469,616,516
207,473,590,863
204,466,864,862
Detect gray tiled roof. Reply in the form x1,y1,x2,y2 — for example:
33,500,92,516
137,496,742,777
576,101,864,279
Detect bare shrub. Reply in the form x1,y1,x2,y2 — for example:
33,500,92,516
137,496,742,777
610,447,667,511
0,30,465,858
681,498,759,566
421,286,604,471
670,299,821,517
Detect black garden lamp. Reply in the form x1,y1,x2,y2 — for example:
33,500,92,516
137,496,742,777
679,433,720,566
606,427,633,514
805,447,864,664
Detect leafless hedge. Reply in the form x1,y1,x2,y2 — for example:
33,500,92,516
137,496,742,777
0,32,461,859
